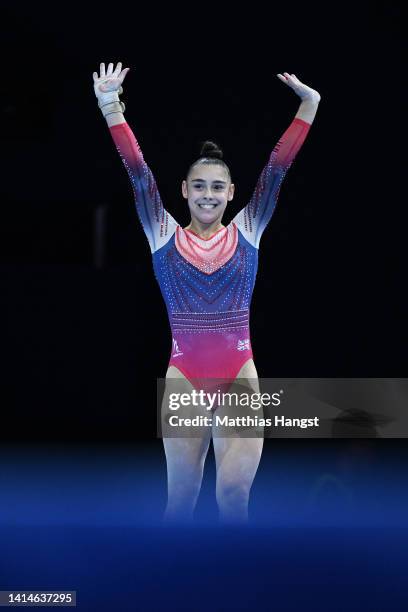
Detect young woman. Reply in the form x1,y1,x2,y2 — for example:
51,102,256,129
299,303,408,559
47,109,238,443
93,62,320,524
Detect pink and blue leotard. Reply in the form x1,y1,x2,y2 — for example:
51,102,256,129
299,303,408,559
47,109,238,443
109,117,311,389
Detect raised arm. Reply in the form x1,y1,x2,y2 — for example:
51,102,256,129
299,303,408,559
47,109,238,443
233,73,321,248
93,62,177,253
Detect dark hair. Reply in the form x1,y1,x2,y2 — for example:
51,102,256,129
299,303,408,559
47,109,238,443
186,140,231,181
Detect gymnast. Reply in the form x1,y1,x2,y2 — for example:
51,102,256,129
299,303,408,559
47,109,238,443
93,62,320,523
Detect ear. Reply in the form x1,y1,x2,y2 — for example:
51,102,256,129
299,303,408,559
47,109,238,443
228,183,235,201
182,179,188,199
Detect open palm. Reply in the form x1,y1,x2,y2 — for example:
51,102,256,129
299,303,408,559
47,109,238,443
93,62,130,98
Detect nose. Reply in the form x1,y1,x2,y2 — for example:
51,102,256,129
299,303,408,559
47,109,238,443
204,187,215,199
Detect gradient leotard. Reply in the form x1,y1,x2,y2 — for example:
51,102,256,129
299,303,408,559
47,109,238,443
109,117,311,390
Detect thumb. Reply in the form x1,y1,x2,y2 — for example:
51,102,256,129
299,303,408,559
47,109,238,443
119,67,130,83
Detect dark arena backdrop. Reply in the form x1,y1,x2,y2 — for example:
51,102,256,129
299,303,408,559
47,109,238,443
0,3,407,611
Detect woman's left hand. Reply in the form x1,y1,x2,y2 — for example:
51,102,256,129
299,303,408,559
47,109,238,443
277,73,321,103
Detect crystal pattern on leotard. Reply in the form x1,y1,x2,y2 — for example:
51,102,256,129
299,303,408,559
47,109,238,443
153,228,256,317
175,224,238,275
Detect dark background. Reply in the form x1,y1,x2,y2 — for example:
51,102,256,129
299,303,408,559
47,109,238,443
1,1,405,442
1,7,406,610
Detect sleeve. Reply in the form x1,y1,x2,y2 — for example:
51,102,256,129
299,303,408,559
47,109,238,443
232,117,311,249
109,122,178,253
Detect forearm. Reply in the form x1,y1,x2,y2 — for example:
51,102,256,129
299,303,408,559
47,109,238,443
295,96,320,124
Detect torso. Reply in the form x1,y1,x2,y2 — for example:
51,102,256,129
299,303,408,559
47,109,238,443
153,222,260,392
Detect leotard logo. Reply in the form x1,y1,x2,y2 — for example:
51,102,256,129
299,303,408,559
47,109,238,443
172,338,184,357
237,338,250,351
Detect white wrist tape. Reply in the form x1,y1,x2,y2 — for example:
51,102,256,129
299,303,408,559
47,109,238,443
97,91,120,108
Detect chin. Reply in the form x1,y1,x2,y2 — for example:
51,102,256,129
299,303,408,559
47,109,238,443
195,212,221,224
192,204,225,222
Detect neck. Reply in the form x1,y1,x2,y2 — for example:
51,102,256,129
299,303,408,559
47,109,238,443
184,218,225,239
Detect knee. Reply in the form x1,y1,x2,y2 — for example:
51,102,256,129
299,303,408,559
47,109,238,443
167,466,203,497
216,480,250,509
166,466,203,516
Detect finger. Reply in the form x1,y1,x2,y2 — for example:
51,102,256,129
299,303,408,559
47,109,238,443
119,67,130,82
276,73,288,82
92,71,98,82
100,62,106,77
113,61,122,77
107,62,114,75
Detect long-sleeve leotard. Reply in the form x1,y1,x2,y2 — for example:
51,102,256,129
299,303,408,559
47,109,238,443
109,122,178,253
109,117,311,388
232,118,310,248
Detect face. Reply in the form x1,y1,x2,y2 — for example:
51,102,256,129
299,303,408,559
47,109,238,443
182,164,235,225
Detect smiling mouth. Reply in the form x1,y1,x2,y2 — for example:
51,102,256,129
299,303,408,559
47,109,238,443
197,203,218,209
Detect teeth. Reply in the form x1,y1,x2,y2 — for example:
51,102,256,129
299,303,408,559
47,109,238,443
199,204,216,208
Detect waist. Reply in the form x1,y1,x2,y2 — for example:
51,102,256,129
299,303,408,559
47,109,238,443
169,309,250,333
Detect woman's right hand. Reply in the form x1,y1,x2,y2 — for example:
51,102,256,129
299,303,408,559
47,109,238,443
93,62,130,101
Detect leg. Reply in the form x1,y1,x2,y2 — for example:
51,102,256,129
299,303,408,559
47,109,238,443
213,436,263,524
213,359,264,524
162,366,212,524
163,435,211,523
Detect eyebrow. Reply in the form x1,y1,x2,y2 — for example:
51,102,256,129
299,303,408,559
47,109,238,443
191,179,227,185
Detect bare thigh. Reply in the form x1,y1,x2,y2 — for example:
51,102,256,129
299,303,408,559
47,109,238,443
162,365,212,471
163,361,264,480
213,358,264,487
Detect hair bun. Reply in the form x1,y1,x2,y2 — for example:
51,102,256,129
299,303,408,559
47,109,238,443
199,140,223,160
